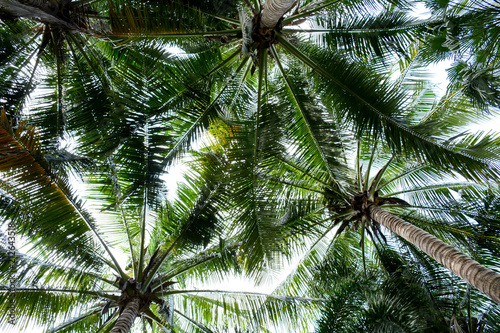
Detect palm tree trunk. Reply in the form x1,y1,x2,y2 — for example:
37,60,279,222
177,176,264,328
110,297,140,333
368,204,500,303
260,0,297,29
1,0,75,28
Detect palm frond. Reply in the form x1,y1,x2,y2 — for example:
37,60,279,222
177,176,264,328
0,108,126,278
107,0,237,39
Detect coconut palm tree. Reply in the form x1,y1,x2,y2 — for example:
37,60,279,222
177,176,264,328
0,107,323,332
261,128,500,304
185,0,500,296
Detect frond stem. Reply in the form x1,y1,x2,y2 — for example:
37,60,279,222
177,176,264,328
121,210,137,279
271,45,340,189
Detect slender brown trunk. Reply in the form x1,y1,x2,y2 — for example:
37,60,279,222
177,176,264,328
1,0,77,28
368,204,500,303
260,0,297,29
110,297,140,333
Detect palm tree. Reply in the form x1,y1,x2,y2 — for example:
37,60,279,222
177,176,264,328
0,108,321,332
267,129,500,304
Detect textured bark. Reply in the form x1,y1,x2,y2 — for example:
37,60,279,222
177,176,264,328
260,0,296,29
110,297,140,333
0,0,76,28
368,204,500,303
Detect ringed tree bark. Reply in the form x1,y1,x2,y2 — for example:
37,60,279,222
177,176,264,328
110,297,141,333
260,0,297,29
368,203,500,303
